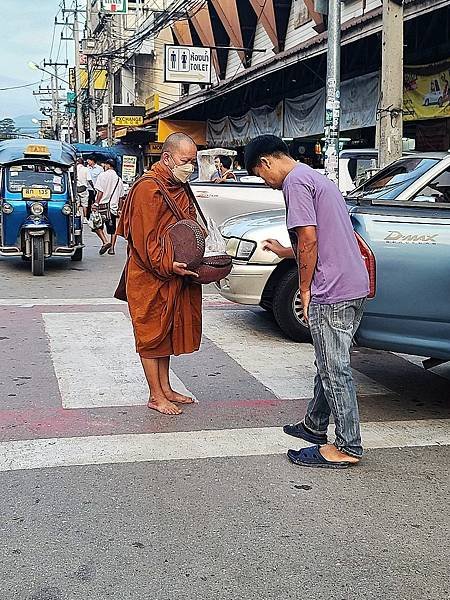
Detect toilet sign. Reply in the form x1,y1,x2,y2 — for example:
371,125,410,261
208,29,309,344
165,45,212,84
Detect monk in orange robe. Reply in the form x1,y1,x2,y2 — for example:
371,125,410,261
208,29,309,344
117,133,202,415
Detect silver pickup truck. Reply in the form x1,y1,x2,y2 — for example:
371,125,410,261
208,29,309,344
216,153,450,364
192,149,378,226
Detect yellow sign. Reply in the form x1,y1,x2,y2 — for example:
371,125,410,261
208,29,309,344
145,93,160,114
69,68,108,90
404,61,450,121
23,144,50,157
114,128,128,138
147,142,163,155
22,188,51,199
113,115,144,126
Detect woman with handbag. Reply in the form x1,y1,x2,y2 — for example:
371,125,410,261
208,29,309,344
116,133,203,416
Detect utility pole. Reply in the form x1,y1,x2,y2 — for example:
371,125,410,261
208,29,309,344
378,0,404,168
61,1,85,142
323,0,342,187
85,0,97,143
73,2,85,143
38,63,67,139
107,16,114,147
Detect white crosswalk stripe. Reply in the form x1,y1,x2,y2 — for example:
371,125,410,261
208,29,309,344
1,419,449,473
43,312,195,409
203,309,391,399
42,308,391,410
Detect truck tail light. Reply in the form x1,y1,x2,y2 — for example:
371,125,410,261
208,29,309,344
355,232,376,298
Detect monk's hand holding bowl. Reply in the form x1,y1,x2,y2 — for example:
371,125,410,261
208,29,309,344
173,262,199,278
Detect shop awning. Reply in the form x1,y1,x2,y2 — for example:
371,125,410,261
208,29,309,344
157,119,207,146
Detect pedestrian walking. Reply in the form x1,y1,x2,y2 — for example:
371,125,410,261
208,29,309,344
116,133,201,416
76,157,92,220
244,135,369,468
86,157,104,220
92,158,125,255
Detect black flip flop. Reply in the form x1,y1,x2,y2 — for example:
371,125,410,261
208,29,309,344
283,422,327,445
99,243,112,255
287,445,352,469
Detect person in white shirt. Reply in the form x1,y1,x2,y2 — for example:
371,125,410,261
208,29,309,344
92,158,126,255
86,157,104,219
76,158,92,218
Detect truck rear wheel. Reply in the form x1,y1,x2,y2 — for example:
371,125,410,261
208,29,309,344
272,268,311,342
31,236,45,276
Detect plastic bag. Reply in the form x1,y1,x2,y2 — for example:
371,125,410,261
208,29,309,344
204,216,227,257
88,211,103,231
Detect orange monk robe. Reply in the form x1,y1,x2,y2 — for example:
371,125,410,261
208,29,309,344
117,162,202,358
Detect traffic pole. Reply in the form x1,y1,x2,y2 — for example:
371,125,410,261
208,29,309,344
323,0,342,187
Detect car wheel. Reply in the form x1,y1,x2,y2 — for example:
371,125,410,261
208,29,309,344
272,268,311,342
438,96,444,107
424,98,430,106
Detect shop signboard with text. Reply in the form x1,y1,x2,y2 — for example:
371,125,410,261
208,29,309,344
165,45,212,84
122,155,137,182
112,105,146,127
101,0,128,13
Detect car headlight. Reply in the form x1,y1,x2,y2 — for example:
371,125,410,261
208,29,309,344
31,202,44,216
236,240,257,260
61,204,72,215
2,202,13,214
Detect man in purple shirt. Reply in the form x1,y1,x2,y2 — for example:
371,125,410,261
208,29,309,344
245,135,369,469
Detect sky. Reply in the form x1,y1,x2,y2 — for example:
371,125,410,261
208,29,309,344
0,0,75,124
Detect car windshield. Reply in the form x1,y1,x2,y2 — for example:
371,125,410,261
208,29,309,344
347,157,440,200
6,164,67,195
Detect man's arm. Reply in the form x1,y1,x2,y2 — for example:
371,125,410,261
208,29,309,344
263,239,295,258
294,225,318,321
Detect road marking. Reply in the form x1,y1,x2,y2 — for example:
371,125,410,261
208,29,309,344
43,312,194,409
0,419,449,473
203,310,391,399
0,294,231,307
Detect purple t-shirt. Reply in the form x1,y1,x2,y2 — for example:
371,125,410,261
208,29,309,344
283,163,369,304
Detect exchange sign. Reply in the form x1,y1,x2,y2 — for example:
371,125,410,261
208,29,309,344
165,45,212,85
113,115,144,126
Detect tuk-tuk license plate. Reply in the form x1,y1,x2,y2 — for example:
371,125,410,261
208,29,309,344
22,188,51,199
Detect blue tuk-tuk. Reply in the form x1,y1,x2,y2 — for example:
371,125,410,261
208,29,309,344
0,139,83,275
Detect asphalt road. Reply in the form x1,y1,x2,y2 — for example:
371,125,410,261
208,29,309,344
0,229,449,600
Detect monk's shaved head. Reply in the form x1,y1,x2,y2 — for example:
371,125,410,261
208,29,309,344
162,132,197,154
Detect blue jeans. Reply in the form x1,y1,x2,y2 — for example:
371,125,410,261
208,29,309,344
303,298,366,458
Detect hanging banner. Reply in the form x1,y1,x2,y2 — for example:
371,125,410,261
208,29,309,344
404,61,450,121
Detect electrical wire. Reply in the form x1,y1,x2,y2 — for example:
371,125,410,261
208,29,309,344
0,80,50,91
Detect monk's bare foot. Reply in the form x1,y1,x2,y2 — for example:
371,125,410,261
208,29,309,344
164,389,195,405
319,444,360,464
147,396,182,415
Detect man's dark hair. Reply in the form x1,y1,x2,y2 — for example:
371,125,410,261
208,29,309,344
244,135,290,174
105,158,116,169
218,155,233,170
87,156,97,163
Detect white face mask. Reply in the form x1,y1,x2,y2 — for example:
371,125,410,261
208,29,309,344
168,155,195,183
